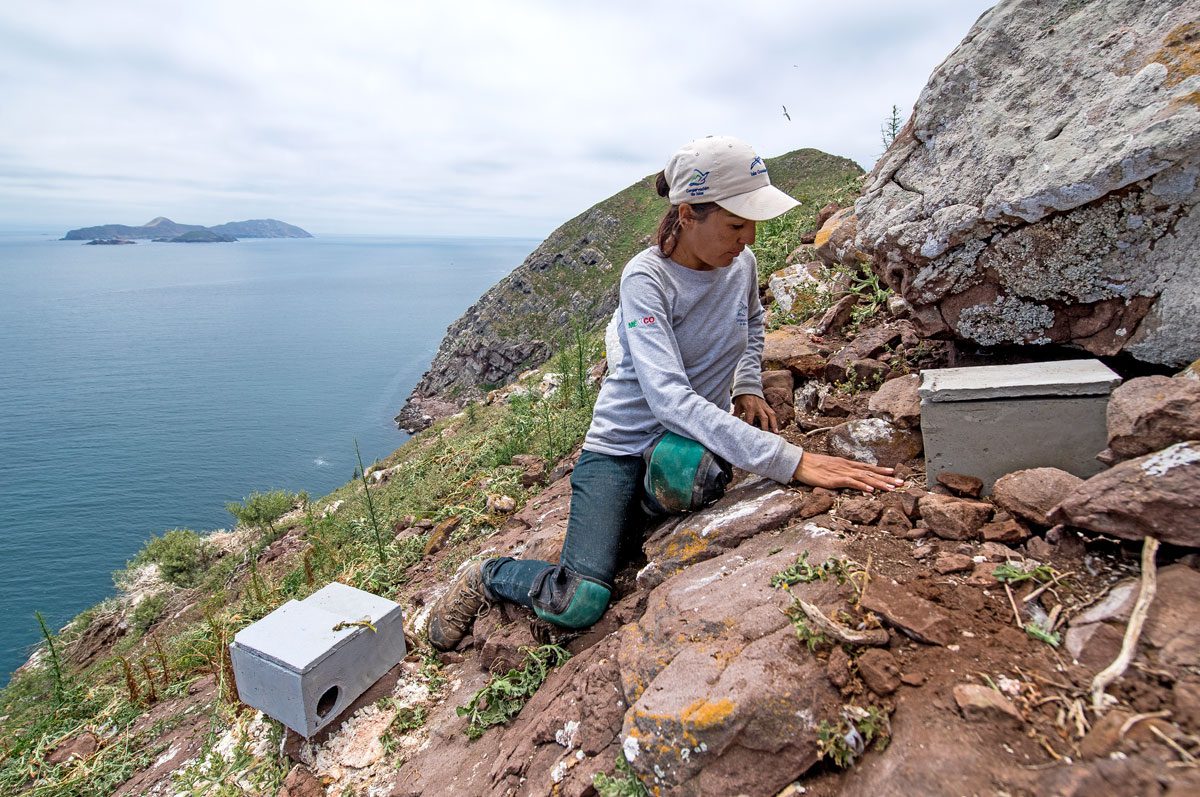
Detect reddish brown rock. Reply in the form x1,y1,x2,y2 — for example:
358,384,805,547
762,326,828,379
981,518,1031,544
877,506,913,534
827,418,924,467
818,391,855,417
861,578,953,646
882,490,922,519
1104,376,1200,462
868,374,921,429
278,765,323,797
813,293,859,336
813,207,865,269
510,454,548,487
992,468,1083,527
423,515,462,556
823,324,911,383
936,472,983,498
826,646,852,689
857,649,901,695
839,496,883,525
917,493,993,540
761,369,796,428
619,528,847,795
639,478,822,589
933,553,974,574
1050,442,1200,548
46,731,99,765
953,684,1022,726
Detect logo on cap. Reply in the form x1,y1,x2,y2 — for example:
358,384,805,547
687,169,709,186
749,157,767,177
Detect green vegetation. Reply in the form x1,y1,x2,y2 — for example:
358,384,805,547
130,594,167,635
880,104,903,151
355,439,390,565
122,528,213,587
456,645,571,740
816,705,891,769
1025,622,1062,647
993,562,1056,584
594,755,650,796
771,552,860,588
225,489,301,538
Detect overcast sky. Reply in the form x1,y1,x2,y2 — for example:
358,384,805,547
0,1,995,237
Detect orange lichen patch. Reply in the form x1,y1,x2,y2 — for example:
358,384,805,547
680,698,737,730
1169,89,1200,111
813,224,835,250
1122,20,1200,87
663,532,709,562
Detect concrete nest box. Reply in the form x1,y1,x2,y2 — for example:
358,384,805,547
919,359,1121,495
230,582,406,737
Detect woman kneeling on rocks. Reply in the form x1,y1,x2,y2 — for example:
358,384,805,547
428,135,901,650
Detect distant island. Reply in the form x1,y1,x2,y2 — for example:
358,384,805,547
63,217,312,243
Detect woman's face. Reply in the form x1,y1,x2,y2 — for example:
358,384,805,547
675,206,757,271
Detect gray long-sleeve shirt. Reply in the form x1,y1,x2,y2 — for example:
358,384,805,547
583,246,804,484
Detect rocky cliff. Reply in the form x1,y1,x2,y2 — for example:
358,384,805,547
395,149,863,431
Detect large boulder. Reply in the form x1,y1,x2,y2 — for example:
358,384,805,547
854,0,1200,367
991,467,1084,527
827,418,924,467
618,527,845,795
1050,441,1200,547
1104,375,1200,462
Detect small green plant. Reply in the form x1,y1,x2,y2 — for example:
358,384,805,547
131,593,167,634
420,652,448,693
791,616,831,652
1025,622,1061,647
771,552,860,588
594,754,650,797
880,104,903,151
816,720,858,768
354,440,389,565
457,644,570,739
817,704,891,769
34,611,67,701
847,269,891,330
993,562,1055,584
226,490,298,539
125,528,213,587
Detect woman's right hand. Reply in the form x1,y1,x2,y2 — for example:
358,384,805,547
792,452,904,494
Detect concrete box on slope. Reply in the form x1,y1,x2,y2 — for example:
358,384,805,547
919,359,1121,495
229,582,406,737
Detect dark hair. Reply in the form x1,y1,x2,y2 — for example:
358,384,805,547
654,171,718,257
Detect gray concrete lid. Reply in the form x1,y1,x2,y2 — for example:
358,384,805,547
919,359,1121,402
232,583,401,673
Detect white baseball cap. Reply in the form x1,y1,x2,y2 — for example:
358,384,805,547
664,135,800,221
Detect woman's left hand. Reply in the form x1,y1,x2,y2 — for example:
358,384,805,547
732,394,778,433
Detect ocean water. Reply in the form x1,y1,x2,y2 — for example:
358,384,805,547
0,232,535,684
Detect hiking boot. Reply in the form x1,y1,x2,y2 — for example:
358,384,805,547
428,560,491,651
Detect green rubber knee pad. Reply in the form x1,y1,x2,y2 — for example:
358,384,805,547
530,571,612,629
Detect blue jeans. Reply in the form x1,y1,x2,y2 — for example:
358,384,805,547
482,449,650,610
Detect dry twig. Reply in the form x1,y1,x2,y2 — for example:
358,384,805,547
1091,536,1160,712
1004,583,1024,628
1023,571,1074,604
795,599,889,646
